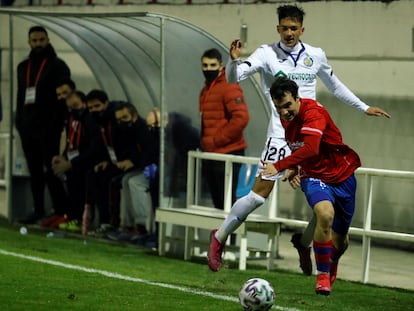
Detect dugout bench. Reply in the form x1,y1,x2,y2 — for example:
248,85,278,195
155,206,283,270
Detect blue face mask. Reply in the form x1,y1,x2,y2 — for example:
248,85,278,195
203,70,220,83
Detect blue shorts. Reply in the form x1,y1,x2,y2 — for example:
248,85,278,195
300,174,357,235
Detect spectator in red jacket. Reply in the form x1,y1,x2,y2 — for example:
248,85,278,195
199,48,249,211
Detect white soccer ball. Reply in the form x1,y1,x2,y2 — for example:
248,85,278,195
19,226,28,235
239,278,275,311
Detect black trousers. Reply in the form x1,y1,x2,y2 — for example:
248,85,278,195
85,165,124,226
202,149,245,211
65,166,88,221
19,129,68,217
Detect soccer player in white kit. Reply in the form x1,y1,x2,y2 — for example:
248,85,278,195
207,4,390,274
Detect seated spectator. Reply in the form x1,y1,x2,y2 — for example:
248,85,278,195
55,78,77,136
83,91,148,235
50,91,106,231
107,108,158,243
39,79,76,227
56,78,76,103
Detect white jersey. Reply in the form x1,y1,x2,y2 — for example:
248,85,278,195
226,41,369,138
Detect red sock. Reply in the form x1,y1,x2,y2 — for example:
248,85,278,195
313,240,332,273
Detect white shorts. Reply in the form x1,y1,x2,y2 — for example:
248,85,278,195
256,137,291,181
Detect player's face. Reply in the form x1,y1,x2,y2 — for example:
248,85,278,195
115,107,133,124
56,84,73,101
28,31,49,50
86,99,108,113
66,94,84,111
277,18,304,47
273,92,300,122
201,57,223,73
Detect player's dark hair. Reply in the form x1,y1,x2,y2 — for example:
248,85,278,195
56,78,76,91
67,90,87,103
277,5,305,24
85,89,109,103
270,77,299,101
28,26,48,36
201,48,222,63
114,101,138,116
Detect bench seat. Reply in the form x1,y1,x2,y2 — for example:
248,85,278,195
155,206,283,270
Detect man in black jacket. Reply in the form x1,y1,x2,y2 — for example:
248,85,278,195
50,91,107,231
15,26,71,223
84,90,149,231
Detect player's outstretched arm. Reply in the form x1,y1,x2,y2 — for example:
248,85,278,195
365,106,391,118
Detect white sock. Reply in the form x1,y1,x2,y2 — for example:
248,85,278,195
215,191,265,243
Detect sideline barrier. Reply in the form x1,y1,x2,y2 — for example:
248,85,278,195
157,151,414,282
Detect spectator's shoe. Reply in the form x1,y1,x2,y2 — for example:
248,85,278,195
315,273,331,296
94,224,114,238
144,234,158,249
131,226,149,245
107,229,134,242
49,215,67,228
40,214,61,227
59,220,81,232
291,233,313,276
207,229,224,272
330,260,338,285
66,220,81,232
106,230,122,241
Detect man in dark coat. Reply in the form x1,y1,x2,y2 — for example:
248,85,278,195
15,26,71,223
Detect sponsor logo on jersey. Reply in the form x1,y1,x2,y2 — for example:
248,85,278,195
288,141,304,152
274,70,287,78
287,72,316,82
274,70,316,82
303,56,314,67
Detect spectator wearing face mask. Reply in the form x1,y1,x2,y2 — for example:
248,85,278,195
106,105,158,243
47,91,106,231
83,93,150,234
199,48,249,212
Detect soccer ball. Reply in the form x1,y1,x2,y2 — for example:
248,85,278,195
239,278,275,311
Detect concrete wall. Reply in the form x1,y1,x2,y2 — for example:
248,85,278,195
3,1,413,97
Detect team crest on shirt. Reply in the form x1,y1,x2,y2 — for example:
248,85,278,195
303,56,313,67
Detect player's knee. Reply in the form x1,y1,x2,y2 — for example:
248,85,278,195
314,201,334,228
251,178,274,198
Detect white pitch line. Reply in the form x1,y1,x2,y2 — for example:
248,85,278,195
0,249,302,311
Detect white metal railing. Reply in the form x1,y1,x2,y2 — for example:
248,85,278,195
187,150,414,284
